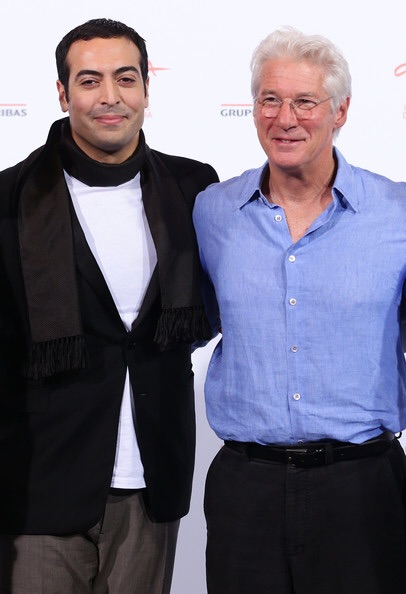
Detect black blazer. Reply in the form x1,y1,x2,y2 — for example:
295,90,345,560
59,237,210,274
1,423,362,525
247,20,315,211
0,120,218,534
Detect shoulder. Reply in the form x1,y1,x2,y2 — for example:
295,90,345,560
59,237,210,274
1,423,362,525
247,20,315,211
0,119,64,194
353,165,406,191
148,149,219,210
1,118,64,180
150,148,218,186
194,166,263,213
0,146,44,210
0,147,38,179
335,148,406,198
350,164,406,213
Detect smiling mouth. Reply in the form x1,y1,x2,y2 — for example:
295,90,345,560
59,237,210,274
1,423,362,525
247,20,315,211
272,139,302,147
95,115,127,125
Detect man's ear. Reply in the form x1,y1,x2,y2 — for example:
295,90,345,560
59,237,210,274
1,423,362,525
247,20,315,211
56,80,69,113
333,96,350,132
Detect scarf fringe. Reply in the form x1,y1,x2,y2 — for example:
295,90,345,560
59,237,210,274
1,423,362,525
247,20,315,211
25,336,88,380
154,306,213,348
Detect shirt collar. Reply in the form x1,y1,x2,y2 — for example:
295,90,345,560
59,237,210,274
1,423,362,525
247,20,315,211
331,147,358,212
237,162,269,209
238,148,359,213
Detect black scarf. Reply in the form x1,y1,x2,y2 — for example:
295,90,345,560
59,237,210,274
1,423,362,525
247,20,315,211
18,119,211,379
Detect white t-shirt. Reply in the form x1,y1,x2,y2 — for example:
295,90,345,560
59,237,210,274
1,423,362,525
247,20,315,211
66,172,157,488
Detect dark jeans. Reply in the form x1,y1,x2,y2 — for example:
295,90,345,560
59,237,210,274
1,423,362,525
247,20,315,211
205,439,406,594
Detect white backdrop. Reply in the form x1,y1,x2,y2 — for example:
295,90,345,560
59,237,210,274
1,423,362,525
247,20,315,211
1,1,405,592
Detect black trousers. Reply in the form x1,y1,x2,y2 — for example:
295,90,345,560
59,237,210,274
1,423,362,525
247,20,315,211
204,439,406,594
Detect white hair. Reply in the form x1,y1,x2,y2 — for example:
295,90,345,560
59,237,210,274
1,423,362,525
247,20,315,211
251,27,352,113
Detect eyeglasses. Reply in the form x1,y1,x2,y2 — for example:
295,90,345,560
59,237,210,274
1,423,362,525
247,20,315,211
255,96,332,120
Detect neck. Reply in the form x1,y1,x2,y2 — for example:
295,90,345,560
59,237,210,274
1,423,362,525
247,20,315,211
60,123,147,187
264,159,336,208
263,158,337,244
72,131,140,165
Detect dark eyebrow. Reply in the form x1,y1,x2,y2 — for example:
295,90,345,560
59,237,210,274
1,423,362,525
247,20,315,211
114,66,140,77
74,66,140,81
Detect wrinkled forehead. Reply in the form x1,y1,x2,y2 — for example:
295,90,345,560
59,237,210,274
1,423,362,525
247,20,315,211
256,58,327,97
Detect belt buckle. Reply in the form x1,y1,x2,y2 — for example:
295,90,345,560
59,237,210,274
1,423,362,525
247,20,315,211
286,447,309,465
286,444,333,467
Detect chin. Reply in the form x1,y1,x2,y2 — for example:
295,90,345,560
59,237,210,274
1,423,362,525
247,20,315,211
272,156,302,169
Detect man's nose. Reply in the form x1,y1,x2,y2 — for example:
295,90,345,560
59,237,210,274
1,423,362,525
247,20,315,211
274,100,298,126
100,80,120,105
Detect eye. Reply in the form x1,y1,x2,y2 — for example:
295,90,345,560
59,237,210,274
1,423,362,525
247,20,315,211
117,75,137,86
294,98,318,110
262,96,280,106
80,78,99,87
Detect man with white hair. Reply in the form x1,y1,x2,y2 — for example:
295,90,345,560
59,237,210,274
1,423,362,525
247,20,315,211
194,27,406,594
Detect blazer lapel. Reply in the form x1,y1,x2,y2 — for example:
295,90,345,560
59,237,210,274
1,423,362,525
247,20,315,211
131,266,160,331
70,205,124,326
71,203,161,332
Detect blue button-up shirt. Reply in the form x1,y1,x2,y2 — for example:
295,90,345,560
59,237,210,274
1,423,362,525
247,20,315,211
193,149,406,445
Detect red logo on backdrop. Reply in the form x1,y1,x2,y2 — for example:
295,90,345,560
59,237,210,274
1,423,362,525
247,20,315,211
145,61,170,118
393,63,406,119
148,61,170,76
394,63,406,118
394,63,406,77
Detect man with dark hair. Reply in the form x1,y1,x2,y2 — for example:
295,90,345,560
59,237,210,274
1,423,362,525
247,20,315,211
0,18,218,594
55,18,149,95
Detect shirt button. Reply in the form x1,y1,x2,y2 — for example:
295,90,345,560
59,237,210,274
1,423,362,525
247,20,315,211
274,214,283,222
288,255,296,262
289,298,297,306
290,345,298,353
293,393,301,401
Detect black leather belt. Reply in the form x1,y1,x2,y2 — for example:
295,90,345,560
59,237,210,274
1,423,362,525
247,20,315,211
224,432,395,468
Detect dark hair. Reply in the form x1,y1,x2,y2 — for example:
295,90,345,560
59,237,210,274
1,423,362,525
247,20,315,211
55,18,149,97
